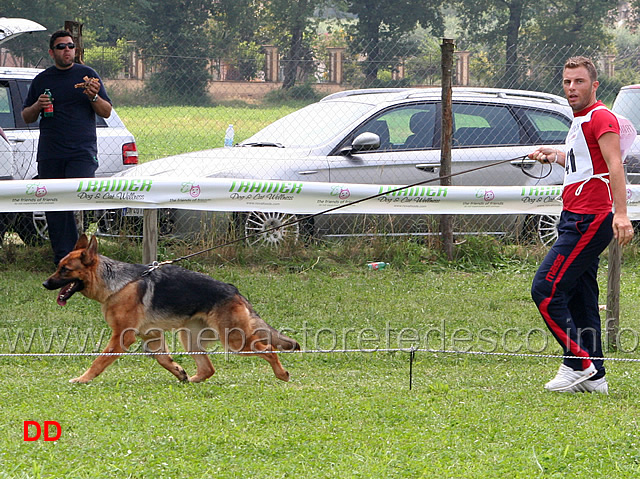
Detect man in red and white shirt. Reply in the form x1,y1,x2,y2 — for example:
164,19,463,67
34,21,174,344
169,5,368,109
529,56,633,394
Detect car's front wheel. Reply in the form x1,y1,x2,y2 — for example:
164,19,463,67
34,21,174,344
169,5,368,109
237,211,315,246
15,211,91,245
537,214,560,246
243,211,302,246
15,211,48,245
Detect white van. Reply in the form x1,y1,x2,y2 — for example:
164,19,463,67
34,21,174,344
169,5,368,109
0,18,138,243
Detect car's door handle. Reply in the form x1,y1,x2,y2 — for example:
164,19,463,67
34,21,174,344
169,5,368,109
510,158,537,170
415,163,440,172
7,137,26,143
297,170,318,175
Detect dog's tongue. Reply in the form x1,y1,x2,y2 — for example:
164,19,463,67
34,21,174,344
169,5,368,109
56,283,74,306
57,293,68,307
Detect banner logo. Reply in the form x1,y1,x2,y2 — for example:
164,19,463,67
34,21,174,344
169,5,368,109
331,186,351,199
476,189,495,202
181,182,201,198
26,183,47,198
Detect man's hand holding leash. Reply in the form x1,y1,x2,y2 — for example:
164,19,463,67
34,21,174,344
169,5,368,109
529,147,565,167
528,146,634,246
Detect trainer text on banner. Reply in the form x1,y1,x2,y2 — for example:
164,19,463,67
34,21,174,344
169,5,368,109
2,178,640,219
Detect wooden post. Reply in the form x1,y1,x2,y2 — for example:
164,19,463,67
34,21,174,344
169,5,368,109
262,45,279,82
440,38,455,261
455,51,471,86
328,47,346,84
142,209,158,264
606,239,621,351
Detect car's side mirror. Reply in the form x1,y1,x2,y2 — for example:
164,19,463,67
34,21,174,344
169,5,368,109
340,132,380,156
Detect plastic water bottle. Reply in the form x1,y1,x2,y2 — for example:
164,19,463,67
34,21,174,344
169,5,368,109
224,124,234,147
43,89,53,118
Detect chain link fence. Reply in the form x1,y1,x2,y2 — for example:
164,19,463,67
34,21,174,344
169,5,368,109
2,38,640,260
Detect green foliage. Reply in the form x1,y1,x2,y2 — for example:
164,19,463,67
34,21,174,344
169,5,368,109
146,58,212,106
263,83,323,104
598,75,626,106
232,41,265,81
610,26,640,87
345,0,444,83
84,39,128,79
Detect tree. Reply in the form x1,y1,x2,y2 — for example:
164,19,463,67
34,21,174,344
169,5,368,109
454,0,615,88
209,0,265,80
345,0,444,85
263,0,323,90
525,0,614,51
126,0,214,104
454,0,536,86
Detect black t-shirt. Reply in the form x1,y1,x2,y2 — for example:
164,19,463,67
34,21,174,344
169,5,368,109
23,63,111,160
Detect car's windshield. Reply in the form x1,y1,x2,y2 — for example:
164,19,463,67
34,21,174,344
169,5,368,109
241,101,376,148
613,90,640,131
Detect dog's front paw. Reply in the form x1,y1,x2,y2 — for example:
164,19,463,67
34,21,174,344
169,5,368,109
69,376,91,384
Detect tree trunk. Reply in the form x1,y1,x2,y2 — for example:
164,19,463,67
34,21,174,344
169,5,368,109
365,36,380,85
504,0,524,88
282,25,304,90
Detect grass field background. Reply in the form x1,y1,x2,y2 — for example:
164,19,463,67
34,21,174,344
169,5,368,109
2,240,640,478
116,103,304,163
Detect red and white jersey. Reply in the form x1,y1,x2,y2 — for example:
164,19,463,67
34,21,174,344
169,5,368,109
562,101,620,214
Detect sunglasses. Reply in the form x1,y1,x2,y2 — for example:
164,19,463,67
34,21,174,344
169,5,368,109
53,43,76,50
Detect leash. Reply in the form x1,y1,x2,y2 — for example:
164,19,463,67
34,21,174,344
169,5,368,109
142,155,550,274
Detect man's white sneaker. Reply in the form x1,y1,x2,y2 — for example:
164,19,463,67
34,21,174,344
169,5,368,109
568,377,609,394
544,363,597,392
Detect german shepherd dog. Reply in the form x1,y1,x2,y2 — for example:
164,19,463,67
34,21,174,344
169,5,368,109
43,234,299,384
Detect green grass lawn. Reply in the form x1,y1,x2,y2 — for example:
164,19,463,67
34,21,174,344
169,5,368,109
117,104,303,163
2,251,640,478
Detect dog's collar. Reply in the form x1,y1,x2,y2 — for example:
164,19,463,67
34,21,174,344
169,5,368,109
142,260,174,276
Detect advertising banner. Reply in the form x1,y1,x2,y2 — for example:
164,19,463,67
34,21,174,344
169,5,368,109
3,177,640,218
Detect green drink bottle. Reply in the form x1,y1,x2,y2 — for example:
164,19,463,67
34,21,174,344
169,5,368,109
43,89,53,117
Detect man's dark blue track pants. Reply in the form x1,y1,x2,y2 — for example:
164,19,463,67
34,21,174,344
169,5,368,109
531,210,613,379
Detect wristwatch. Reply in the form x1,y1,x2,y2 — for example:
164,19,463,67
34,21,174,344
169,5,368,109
91,94,99,102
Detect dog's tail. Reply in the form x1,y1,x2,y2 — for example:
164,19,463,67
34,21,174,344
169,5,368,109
239,296,301,352
271,331,301,352
252,317,300,351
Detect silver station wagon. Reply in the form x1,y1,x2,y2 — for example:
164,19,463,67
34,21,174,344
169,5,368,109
112,87,573,245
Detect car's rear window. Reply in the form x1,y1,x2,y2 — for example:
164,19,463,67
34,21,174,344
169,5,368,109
521,110,570,143
612,89,640,131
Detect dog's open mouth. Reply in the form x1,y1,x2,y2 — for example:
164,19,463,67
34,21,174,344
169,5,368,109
57,280,83,306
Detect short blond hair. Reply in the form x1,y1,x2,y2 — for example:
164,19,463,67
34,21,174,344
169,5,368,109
564,56,598,82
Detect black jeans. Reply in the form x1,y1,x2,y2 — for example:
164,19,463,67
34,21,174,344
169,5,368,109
37,156,98,265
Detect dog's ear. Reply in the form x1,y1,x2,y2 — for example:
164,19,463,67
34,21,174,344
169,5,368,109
74,234,89,251
80,235,98,266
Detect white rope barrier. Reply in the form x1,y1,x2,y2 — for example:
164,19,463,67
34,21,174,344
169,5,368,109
2,347,640,363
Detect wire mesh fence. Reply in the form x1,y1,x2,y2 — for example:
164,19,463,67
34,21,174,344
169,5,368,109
2,39,640,260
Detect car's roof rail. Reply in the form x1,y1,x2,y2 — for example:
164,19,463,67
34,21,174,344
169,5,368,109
321,88,416,101
404,87,567,104
322,86,567,105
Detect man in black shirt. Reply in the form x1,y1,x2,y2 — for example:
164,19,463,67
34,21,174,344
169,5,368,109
22,30,112,265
